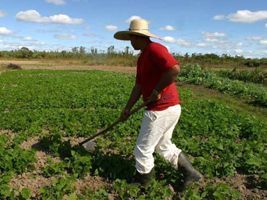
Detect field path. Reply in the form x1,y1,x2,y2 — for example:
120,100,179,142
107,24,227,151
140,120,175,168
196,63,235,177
22,65,136,73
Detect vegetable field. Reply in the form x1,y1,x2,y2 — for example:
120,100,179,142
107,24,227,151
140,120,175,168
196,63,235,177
0,68,266,199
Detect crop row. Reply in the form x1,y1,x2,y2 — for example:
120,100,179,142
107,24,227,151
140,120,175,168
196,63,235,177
216,68,266,85
178,64,267,107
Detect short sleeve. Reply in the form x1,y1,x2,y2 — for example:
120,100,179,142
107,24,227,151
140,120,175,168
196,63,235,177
149,44,179,71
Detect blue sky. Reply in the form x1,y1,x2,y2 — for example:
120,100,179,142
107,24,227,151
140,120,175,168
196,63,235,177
0,0,267,58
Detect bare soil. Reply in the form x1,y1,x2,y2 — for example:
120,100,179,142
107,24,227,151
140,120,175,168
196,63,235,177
0,59,136,74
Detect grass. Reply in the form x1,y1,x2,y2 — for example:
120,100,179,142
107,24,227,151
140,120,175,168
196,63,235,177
180,83,267,122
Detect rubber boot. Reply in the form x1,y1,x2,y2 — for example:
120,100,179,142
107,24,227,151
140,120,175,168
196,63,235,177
133,168,155,187
178,152,203,187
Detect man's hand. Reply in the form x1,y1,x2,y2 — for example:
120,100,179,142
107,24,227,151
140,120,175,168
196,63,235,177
146,89,161,103
119,108,131,122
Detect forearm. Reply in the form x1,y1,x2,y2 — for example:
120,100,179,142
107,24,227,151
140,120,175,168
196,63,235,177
155,64,180,92
125,84,142,110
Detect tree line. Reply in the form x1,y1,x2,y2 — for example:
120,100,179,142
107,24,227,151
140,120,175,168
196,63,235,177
0,46,266,68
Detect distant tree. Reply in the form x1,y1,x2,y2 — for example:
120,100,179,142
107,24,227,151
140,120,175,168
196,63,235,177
72,47,79,54
17,47,33,58
90,47,98,54
184,53,189,62
79,46,86,54
124,46,133,55
107,45,115,54
20,47,30,51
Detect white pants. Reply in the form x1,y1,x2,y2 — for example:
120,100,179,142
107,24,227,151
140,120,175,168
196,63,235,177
134,104,182,174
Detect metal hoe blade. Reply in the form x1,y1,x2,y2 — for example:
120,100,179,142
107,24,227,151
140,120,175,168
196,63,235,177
82,140,97,152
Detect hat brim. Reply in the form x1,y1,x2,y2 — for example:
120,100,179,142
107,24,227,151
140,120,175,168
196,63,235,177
114,31,160,41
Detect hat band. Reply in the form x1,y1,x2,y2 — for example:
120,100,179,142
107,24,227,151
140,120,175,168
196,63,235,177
129,28,149,31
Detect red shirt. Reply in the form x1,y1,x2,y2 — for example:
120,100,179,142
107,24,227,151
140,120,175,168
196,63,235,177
136,42,180,111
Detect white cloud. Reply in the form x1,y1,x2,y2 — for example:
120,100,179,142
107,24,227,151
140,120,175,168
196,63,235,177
16,10,84,25
0,27,13,35
162,37,191,47
176,39,191,47
260,40,267,45
54,34,76,40
126,16,143,23
203,32,226,43
206,38,219,42
0,10,6,17
160,25,175,31
196,43,208,47
203,32,225,38
247,36,262,41
49,14,83,24
0,38,47,51
105,25,118,32
234,49,243,54
213,15,225,20
46,0,66,5
162,36,176,43
23,36,33,41
227,10,267,23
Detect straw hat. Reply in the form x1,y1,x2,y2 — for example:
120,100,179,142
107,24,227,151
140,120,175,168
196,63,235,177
114,19,160,40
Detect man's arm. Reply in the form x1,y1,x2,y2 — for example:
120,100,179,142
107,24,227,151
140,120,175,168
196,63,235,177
120,84,142,121
148,64,180,102
125,84,142,110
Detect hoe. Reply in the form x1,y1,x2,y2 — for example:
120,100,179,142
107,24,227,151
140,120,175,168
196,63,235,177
79,101,149,152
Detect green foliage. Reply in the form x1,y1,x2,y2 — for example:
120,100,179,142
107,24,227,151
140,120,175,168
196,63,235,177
16,188,32,200
42,159,67,178
40,134,92,178
40,176,76,200
217,68,266,84
0,173,13,199
0,136,35,174
39,133,72,157
182,183,242,200
113,179,173,200
81,188,109,200
65,150,92,178
0,173,32,200
0,70,266,199
179,64,267,107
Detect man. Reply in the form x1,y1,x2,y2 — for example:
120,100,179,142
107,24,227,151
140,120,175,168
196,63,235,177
114,19,203,187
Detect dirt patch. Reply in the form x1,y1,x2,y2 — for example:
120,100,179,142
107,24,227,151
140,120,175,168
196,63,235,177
0,129,16,145
20,136,40,150
75,175,108,194
62,136,87,146
9,173,54,199
199,174,267,200
21,64,136,74
6,63,22,70
0,60,40,65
